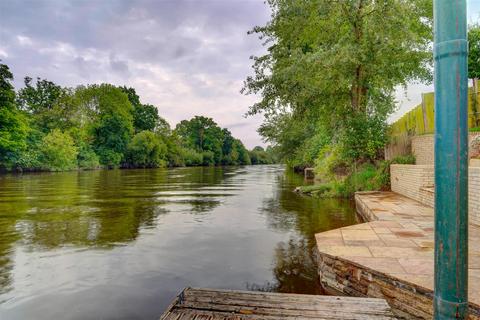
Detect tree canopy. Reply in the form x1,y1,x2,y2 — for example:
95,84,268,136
469,24,480,81
243,0,433,166
0,62,274,172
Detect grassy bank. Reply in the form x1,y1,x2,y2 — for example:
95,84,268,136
295,155,415,198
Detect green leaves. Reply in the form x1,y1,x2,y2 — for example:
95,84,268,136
174,116,252,166
469,24,480,80
244,0,433,166
126,131,167,168
40,129,78,171
0,63,28,168
1,61,257,171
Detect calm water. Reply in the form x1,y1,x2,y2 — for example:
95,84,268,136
0,165,357,320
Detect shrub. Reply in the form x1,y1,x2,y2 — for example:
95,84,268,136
314,144,348,181
202,151,215,166
391,154,416,164
40,129,78,171
182,148,203,166
126,131,167,168
77,145,100,170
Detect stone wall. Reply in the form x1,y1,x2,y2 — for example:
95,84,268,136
391,164,480,226
412,132,480,165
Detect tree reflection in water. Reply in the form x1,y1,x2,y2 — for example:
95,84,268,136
0,167,240,297
248,171,358,293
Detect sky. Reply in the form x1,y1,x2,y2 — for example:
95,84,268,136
0,1,479,147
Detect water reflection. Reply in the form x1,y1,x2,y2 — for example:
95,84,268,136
0,165,357,319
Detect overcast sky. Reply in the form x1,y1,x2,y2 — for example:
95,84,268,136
0,1,479,147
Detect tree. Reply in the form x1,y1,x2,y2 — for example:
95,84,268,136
79,84,134,167
120,86,165,133
40,129,78,171
133,103,160,132
17,77,65,114
243,0,433,163
126,131,167,168
175,116,225,164
469,24,480,88
0,63,28,168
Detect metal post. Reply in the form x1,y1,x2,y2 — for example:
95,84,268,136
434,0,469,319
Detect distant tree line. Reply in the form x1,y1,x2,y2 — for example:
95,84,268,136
0,62,277,172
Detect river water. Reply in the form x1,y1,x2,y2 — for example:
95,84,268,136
0,165,358,319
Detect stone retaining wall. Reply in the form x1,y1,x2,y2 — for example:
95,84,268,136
318,253,436,319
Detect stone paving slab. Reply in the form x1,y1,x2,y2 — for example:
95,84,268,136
315,191,480,313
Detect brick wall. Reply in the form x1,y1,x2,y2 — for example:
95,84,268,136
471,167,480,226
390,165,434,207
391,164,480,226
412,132,480,165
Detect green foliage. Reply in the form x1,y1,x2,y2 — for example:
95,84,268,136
339,114,388,161
80,84,134,167
133,103,160,133
296,183,333,195
0,63,28,168
182,148,203,166
126,131,167,168
175,116,251,166
314,145,347,181
77,145,100,170
40,129,78,171
249,146,279,165
391,154,416,165
243,0,433,167
0,62,253,172
202,151,215,166
469,24,480,80
17,77,65,114
307,153,415,199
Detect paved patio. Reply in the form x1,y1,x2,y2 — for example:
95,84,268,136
315,191,480,316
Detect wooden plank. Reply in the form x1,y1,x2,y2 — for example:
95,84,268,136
159,288,397,320
180,295,392,314
183,288,389,306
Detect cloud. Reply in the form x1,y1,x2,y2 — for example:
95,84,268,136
0,0,270,148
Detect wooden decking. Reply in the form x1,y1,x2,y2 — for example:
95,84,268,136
159,287,396,319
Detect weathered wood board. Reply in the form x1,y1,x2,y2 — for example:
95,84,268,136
159,287,397,320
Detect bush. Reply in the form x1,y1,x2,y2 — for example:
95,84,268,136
77,145,100,169
339,115,388,161
97,149,123,168
182,148,203,166
126,131,167,168
391,154,416,164
40,129,78,171
314,144,348,181
202,151,215,166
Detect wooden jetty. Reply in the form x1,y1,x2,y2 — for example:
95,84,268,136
159,287,396,319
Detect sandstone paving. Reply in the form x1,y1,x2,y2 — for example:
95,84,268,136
315,191,480,306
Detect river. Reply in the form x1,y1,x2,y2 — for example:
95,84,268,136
0,165,358,320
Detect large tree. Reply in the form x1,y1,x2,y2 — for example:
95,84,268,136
120,86,164,133
175,116,225,163
0,63,28,168
78,84,134,167
243,0,432,162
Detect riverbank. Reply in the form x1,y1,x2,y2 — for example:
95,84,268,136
315,191,480,319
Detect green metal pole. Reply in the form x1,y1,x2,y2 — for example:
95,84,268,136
434,0,469,319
